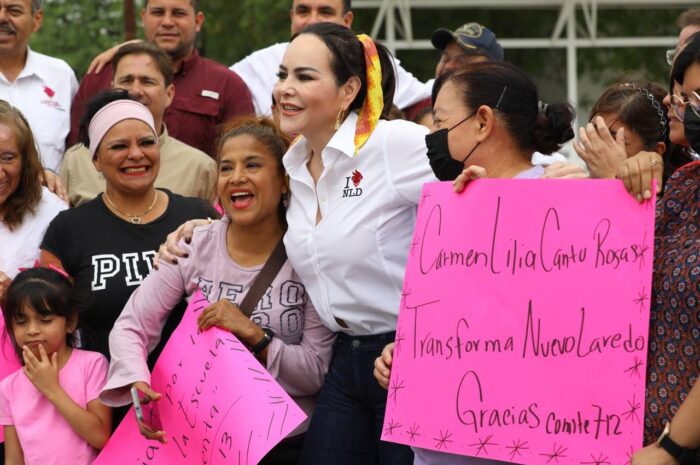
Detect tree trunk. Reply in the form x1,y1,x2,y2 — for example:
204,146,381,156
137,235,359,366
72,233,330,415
124,0,136,40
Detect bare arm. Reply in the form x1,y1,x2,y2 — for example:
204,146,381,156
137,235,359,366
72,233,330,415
4,426,25,465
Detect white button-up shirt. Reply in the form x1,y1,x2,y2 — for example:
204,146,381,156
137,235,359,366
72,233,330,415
284,112,436,335
0,48,78,172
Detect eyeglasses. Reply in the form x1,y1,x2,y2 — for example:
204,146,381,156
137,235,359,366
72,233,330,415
669,91,700,120
666,48,676,66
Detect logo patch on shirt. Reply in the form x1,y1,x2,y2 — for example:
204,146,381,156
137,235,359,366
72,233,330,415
201,89,220,100
40,85,65,111
343,170,364,198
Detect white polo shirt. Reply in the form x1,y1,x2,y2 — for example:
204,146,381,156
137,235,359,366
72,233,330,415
231,42,433,116
0,48,78,172
284,112,436,335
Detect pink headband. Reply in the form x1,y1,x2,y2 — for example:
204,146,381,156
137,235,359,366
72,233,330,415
88,100,157,159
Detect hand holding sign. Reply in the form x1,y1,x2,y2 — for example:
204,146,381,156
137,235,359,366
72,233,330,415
94,291,306,465
383,179,655,465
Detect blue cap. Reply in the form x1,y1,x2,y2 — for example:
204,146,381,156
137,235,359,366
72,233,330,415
431,22,504,61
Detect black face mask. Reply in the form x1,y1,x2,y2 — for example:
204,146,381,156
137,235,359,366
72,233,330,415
684,108,700,154
425,112,480,181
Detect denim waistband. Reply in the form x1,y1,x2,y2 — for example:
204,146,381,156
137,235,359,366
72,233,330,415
337,331,396,344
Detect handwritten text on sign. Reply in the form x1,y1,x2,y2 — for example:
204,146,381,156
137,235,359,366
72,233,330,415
382,180,654,465
95,291,306,465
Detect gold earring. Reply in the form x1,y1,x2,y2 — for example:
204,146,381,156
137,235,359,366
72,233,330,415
334,107,345,131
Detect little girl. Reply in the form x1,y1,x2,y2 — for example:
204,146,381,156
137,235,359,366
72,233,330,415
0,267,111,465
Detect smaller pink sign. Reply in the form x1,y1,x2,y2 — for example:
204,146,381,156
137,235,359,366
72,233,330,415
94,291,306,464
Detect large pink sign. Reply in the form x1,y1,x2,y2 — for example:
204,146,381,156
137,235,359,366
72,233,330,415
382,180,654,465
95,291,306,464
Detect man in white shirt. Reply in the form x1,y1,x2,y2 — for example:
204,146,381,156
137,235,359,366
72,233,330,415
231,0,432,116
0,0,78,172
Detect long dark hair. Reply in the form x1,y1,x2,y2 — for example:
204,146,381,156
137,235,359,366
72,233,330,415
0,101,43,231
433,61,575,155
295,23,396,119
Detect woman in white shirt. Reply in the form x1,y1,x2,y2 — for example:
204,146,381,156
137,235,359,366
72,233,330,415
0,100,66,298
272,22,435,465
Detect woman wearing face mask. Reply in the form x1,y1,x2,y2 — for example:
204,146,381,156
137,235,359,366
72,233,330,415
624,31,700,465
425,61,574,185
376,61,574,465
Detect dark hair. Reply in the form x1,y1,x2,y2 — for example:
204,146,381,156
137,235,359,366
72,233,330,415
671,30,700,85
342,0,351,13
113,41,174,87
2,268,78,359
665,32,700,183
678,8,700,28
589,80,669,152
295,22,396,119
145,0,198,9
217,116,291,224
433,61,575,155
0,101,43,231
78,89,136,150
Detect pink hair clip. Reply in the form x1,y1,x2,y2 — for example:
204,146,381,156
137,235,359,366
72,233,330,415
17,260,70,279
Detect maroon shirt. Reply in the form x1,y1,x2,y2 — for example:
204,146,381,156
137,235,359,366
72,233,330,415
69,49,254,157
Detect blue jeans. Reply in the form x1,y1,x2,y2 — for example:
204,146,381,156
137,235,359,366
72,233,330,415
300,332,414,465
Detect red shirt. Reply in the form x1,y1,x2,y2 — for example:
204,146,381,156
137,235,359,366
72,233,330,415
69,49,254,157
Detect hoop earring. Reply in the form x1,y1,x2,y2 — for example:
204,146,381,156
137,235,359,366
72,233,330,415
282,192,290,208
334,108,346,131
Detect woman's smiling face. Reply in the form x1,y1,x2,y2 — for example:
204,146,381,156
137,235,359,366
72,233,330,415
217,134,286,228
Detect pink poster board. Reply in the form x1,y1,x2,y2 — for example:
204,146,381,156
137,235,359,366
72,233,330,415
382,180,654,465
0,312,21,442
94,291,306,464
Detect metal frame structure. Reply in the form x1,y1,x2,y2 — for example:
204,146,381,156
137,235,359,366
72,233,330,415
353,0,698,111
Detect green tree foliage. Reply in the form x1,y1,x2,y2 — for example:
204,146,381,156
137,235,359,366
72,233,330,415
31,0,125,77
29,0,686,115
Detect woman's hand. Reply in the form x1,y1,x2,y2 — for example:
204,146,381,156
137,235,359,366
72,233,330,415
40,170,68,202
153,219,210,269
453,165,486,193
197,299,263,345
374,342,395,389
541,161,588,179
573,116,627,179
616,151,663,202
0,271,9,302
630,444,678,465
132,381,167,443
22,345,61,398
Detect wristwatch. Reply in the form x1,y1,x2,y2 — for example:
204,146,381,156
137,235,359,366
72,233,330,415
250,328,275,356
656,422,696,464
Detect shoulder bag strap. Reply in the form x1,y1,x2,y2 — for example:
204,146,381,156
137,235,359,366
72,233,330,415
238,237,288,318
